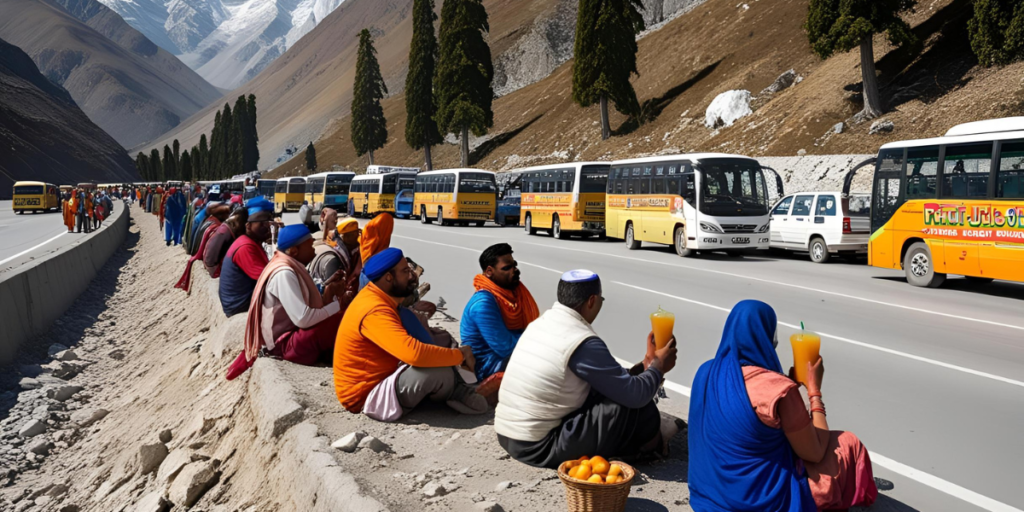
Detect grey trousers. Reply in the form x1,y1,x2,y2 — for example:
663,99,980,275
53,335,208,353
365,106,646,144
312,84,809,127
395,366,455,411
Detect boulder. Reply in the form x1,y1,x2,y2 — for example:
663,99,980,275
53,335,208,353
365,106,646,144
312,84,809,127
70,408,108,428
331,432,364,453
422,482,447,498
158,429,173,444
495,481,512,492
475,502,505,512
18,378,41,390
760,69,800,95
357,436,389,453
54,350,79,361
156,449,192,483
47,386,83,402
704,90,753,129
47,344,69,357
28,440,52,455
167,461,219,508
132,491,170,512
18,420,45,438
869,119,895,135
138,443,169,475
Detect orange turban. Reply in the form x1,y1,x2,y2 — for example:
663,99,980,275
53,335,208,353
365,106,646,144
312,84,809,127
360,214,394,263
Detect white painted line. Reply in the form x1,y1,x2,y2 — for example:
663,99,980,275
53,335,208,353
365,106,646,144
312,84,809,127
0,231,67,266
394,234,564,275
869,453,1024,512
614,281,1024,389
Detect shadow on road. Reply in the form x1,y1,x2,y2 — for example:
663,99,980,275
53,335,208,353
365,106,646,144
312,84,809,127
872,276,1024,301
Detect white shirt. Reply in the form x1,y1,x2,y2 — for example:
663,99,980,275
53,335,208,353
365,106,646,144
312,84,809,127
261,268,340,347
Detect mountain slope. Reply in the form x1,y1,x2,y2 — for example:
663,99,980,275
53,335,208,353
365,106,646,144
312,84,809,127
0,37,137,199
0,0,222,149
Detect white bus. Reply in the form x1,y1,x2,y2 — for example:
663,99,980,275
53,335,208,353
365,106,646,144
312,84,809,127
605,154,774,256
366,165,420,175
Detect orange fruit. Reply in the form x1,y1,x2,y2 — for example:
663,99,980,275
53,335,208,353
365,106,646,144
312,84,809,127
608,464,623,478
587,474,604,484
578,456,590,461
579,460,591,467
567,466,580,479
590,456,610,475
574,464,592,481
605,475,620,484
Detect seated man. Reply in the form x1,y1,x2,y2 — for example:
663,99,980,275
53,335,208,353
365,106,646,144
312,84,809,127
204,208,247,277
309,218,362,294
460,243,539,390
175,202,231,294
495,270,680,469
333,248,487,421
226,224,346,380
218,198,274,317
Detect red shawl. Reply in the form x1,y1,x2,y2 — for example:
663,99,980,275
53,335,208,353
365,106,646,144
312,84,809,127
174,217,222,295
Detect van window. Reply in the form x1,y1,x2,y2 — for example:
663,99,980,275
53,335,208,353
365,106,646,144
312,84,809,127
815,195,837,216
997,140,1024,199
846,194,871,217
772,196,793,215
942,143,992,198
905,146,939,199
792,195,814,216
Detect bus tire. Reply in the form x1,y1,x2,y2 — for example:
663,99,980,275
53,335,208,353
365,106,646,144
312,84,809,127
625,223,641,250
525,215,537,235
904,242,946,288
420,206,431,224
475,221,485,227
809,237,830,263
553,216,567,239
674,227,694,257
16,210,22,215
437,208,446,226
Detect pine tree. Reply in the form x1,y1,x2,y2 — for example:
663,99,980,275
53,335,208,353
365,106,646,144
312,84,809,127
351,29,389,166
435,0,494,166
210,111,223,179
180,151,193,183
136,152,150,181
232,95,249,174
405,0,443,171
245,94,259,172
305,142,318,172
150,148,164,181
199,134,210,181
805,0,916,120
969,0,1024,67
572,0,644,140
223,103,237,178
162,145,176,181
190,147,201,181
172,139,181,172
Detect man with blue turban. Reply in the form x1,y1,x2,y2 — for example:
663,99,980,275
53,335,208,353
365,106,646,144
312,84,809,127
226,224,347,380
218,198,275,317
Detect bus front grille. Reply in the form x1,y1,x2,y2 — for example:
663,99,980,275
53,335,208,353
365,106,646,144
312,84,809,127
720,224,757,233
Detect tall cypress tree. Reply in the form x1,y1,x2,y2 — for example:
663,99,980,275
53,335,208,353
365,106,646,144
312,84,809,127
351,29,388,165
305,142,318,172
223,103,237,178
150,148,164,181
232,95,249,175
405,0,442,171
172,139,181,172
136,152,149,181
198,134,210,181
435,0,493,166
246,94,259,171
210,111,223,179
180,151,193,183
162,145,176,181
190,147,201,181
572,0,644,140
806,0,916,120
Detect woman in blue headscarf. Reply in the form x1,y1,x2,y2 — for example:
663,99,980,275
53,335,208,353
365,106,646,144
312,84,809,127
688,300,877,512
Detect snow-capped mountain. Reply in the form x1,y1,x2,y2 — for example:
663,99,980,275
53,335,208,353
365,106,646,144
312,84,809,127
96,0,345,89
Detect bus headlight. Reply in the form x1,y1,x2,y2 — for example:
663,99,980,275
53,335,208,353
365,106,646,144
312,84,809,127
700,222,723,233
756,223,770,233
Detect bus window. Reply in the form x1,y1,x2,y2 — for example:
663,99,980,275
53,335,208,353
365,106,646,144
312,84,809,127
458,172,496,193
996,140,1024,199
942,142,992,198
275,181,287,193
580,165,609,193
871,149,904,233
905,146,939,199
14,185,44,195
382,175,397,194
288,178,306,194
699,159,769,216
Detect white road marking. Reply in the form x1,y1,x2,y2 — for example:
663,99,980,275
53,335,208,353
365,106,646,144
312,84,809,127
398,230,1022,512
0,230,67,266
614,281,1024,389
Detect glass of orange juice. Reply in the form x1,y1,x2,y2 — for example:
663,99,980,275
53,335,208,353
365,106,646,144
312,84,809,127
790,324,821,386
650,306,675,350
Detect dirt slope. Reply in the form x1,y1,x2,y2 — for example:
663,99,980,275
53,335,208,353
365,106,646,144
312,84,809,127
271,0,1024,176
0,0,222,149
0,37,137,198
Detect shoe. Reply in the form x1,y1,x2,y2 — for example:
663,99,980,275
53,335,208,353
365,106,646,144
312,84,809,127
475,372,503,407
166,240,171,246
447,383,488,415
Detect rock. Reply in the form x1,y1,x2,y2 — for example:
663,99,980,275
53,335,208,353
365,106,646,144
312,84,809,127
34,495,52,507
28,441,52,455
47,484,69,497
167,461,219,507
52,362,82,380
132,491,170,512
331,432,365,453
138,443,169,475
760,69,800,95
70,408,108,428
18,420,45,438
18,379,41,390
156,449,192,483
47,344,69,357
421,482,448,498
797,149,807,156
869,119,895,135
475,502,505,512
704,90,753,129
158,429,173,444
59,505,79,512
357,436,389,453
47,385,84,402
832,122,844,134
54,350,79,361
495,481,512,492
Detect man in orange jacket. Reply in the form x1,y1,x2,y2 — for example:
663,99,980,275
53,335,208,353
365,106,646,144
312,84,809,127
334,247,487,421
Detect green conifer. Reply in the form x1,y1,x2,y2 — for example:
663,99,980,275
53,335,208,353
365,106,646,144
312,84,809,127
150,148,163,181
435,0,493,166
305,142,318,172
351,29,389,165
180,151,193,183
199,134,210,181
405,0,442,170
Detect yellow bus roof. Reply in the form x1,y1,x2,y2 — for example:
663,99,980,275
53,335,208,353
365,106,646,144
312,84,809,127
13,181,51,187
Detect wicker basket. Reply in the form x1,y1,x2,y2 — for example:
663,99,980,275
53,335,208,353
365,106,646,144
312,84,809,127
557,459,635,512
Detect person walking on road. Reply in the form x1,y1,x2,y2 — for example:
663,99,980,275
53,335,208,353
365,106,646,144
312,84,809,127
62,190,77,233
687,300,878,512
164,188,187,246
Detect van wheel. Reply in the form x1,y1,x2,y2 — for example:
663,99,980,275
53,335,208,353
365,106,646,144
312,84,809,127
809,237,830,263
437,208,446,226
525,215,537,235
420,206,431,224
625,223,641,250
475,221,485,227
553,216,566,239
674,227,694,257
904,242,946,288
965,276,994,284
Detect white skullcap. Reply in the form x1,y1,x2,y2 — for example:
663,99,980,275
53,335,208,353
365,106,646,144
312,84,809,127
560,269,599,283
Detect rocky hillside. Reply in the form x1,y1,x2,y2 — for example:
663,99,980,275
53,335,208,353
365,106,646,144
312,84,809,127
0,0,222,149
271,0,1024,176
0,37,138,199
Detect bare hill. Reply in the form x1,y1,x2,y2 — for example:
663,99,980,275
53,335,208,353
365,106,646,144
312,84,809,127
270,0,1024,176
0,0,222,149
0,37,137,199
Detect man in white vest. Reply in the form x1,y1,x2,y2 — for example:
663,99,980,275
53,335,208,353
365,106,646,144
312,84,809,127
495,269,679,468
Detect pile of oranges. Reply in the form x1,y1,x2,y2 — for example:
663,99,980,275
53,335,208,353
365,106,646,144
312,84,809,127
566,456,625,484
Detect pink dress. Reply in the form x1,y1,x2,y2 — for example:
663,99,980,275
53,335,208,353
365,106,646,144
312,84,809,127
743,366,878,511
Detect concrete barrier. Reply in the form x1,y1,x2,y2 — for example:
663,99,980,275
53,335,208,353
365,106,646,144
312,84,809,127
0,204,129,364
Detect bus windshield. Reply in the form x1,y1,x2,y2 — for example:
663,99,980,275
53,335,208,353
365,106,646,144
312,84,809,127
459,173,496,193
288,179,305,194
398,178,415,191
15,186,44,195
325,175,354,195
580,165,610,193
698,159,769,216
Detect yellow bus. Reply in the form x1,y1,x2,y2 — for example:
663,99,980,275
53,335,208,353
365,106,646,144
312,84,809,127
605,154,773,256
13,181,60,214
274,177,306,213
305,171,356,213
413,169,497,226
519,162,610,238
350,170,418,217
866,117,1024,287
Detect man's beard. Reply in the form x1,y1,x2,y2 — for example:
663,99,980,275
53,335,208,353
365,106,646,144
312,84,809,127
389,278,419,298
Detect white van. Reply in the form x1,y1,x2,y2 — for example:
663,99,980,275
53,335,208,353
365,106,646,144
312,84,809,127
769,191,870,262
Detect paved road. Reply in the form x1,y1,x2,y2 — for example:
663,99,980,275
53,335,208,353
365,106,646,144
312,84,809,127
0,200,70,264
285,213,1024,512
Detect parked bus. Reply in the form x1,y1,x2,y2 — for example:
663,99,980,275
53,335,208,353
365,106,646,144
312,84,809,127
519,163,610,238
274,177,306,213
256,179,276,199
12,181,60,214
413,169,497,226
605,154,773,256
495,171,523,227
305,171,356,213
349,170,418,217
865,117,1024,287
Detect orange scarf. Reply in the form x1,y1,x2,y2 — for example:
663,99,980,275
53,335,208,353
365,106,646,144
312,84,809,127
473,275,540,330
360,214,394,263
243,252,324,362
